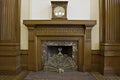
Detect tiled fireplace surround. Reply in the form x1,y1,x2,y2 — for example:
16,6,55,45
23,20,96,72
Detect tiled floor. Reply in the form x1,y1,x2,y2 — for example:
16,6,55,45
0,71,119,80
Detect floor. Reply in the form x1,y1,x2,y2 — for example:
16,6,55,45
0,71,119,80
24,71,96,80
91,72,120,80
0,71,28,80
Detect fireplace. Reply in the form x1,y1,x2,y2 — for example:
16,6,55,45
23,20,96,72
47,46,72,57
41,40,78,72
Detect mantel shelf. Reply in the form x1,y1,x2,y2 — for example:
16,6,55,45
23,20,96,27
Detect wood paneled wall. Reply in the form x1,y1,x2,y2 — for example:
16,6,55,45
99,0,120,75
0,0,2,40
100,0,120,43
0,0,21,74
91,50,101,72
105,0,120,42
21,50,28,70
0,0,20,41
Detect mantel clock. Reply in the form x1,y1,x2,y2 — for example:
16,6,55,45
51,1,68,20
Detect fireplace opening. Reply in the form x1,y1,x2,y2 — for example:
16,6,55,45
42,40,78,72
44,46,77,72
47,46,72,59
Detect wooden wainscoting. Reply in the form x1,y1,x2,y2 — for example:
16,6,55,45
0,43,21,74
101,43,120,75
99,0,120,75
91,50,101,72
0,0,21,74
20,50,28,70
92,49,120,75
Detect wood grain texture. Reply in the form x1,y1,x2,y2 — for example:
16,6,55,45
21,50,28,70
91,50,101,72
0,0,20,41
100,0,120,43
24,20,96,72
0,0,21,74
23,20,96,27
0,1,2,40
99,0,120,75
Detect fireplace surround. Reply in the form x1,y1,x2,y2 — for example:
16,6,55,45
23,20,96,72
41,40,78,67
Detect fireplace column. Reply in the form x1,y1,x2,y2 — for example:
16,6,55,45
84,26,93,71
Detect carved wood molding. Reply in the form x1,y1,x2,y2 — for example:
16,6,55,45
100,43,120,50
23,20,96,27
0,0,20,41
36,27,84,36
99,0,120,43
24,20,96,72
0,0,21,75
92,50,100,55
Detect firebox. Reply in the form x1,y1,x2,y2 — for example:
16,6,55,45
47,46,72,59
44,45,77,72
41,40,78,69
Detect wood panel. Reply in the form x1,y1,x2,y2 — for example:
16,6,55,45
84,27,92,71
20,50,28,70
104,0,120,42
0,43,21,74
0,0,21,74
104,56,120,74
91,50,101,72
0,0,2,40
99,0,120,43
100,0,120,43
99,0,120,75
23,20,96,27
92,50,120,75
0,0,20,41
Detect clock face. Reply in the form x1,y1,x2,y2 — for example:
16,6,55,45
54,6,65,17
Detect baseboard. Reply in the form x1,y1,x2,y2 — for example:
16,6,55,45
20,50,28,70
0,65,22,75
91,50,101,72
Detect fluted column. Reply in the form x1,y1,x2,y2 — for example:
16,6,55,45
0,0,20,42
105,0,120,43
99,0,120,75
100,0,120,43
0,0,21,74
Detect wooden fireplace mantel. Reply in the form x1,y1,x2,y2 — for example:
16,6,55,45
23,20,96,72
23,20,96,27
